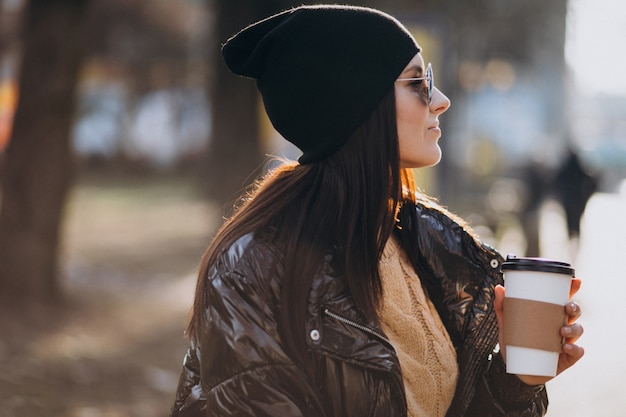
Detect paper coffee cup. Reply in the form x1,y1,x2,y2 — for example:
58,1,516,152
501,255,574,377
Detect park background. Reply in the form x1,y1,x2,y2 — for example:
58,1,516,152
1,0,625,416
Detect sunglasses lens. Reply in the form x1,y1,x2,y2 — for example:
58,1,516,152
428,78,434,102
428,65,434,103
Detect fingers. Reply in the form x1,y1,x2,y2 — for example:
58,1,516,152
557,343,585,374
561,322,584,343
556,298,585,376
565,301,581,317
562,301,583,342
563,343,585,361
562,300,583,346
565,301,582,324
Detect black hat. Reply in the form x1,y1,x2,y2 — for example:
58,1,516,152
222,5,420,164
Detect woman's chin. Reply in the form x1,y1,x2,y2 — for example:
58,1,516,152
400,149,442,169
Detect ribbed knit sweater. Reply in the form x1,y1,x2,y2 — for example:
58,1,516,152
378,236,459,417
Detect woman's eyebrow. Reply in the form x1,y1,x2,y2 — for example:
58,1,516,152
402,65,424,77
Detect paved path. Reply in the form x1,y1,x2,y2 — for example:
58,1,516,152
540,191,626,416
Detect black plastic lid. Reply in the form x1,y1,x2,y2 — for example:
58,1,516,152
501,255,575,276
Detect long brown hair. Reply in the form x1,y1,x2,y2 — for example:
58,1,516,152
187,87,417,361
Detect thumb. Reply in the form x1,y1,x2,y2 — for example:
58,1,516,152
494,285,506,351
494,284,505,315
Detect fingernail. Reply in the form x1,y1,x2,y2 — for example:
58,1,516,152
568,302,578,313
563,327,573,336
564,343,574,352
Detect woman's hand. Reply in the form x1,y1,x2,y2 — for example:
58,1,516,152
494,278,585,386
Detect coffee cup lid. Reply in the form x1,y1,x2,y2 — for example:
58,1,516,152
501,255,575,276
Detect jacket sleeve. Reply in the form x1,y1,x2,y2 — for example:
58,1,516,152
171,237,326,417
464,351,548,417
171,342,207,416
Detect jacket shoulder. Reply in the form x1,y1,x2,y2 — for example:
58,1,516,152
209,231,284,292
413,200,502,264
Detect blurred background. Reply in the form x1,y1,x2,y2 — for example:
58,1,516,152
0,0,624,416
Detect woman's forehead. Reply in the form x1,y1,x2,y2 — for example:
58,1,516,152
401,53,425,75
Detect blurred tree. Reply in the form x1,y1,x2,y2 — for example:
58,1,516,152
204,0,273,210
0,0,90,303
205,0,326,211
83,0,196,96
0,1,21,57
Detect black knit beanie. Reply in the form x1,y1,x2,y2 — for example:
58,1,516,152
222,5,420,164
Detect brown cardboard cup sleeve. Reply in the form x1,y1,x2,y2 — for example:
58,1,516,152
503,297,566,353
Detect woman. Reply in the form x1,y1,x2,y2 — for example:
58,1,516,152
171,5,584,417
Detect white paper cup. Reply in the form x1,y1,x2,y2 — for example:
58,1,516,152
501,255,574,377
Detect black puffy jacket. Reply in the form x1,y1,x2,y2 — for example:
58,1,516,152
171,202,548,417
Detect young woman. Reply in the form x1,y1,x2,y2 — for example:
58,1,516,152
171,5,584,417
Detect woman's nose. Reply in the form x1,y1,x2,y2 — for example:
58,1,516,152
430,87,451,114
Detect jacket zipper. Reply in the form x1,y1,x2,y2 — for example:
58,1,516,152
323,307,406,414
323,307,393,348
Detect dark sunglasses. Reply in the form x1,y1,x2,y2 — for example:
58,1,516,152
395,62,434,104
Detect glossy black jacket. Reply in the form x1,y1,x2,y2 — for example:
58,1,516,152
171,202,549,417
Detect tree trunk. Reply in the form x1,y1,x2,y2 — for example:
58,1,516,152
204,0,299,213
0,0,89,303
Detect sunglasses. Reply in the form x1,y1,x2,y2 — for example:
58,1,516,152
395,62,434,104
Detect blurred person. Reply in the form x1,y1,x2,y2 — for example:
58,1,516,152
553,148,598,244
519,159,551,257
171,5,584,417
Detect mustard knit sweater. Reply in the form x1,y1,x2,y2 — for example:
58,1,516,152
378,236,459,417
